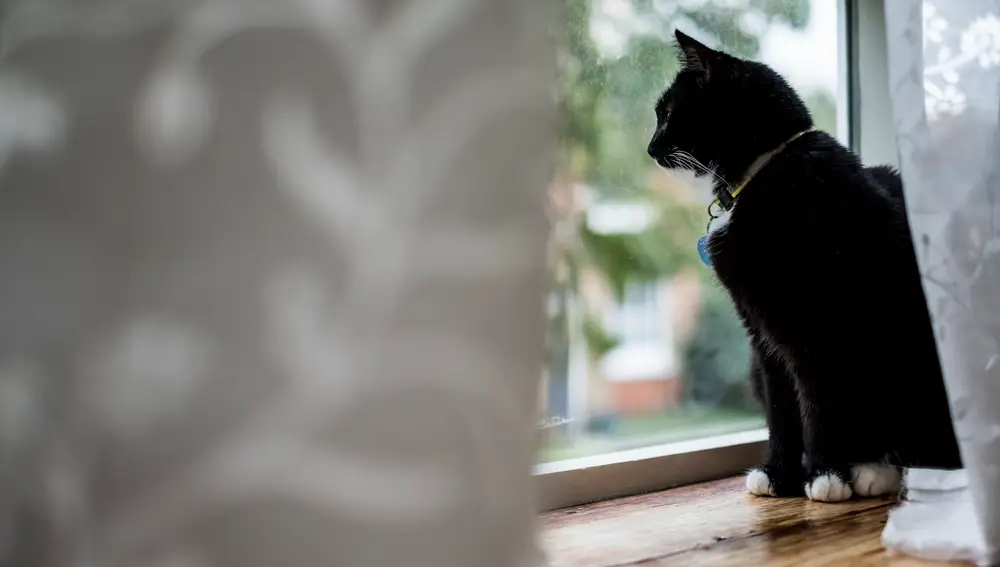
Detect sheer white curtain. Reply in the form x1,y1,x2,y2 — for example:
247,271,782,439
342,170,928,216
883,0,1000,563
0,1,553,566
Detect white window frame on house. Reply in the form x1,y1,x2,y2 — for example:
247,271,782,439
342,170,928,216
534,0,893,511
616,279,660,345
602,279,679,383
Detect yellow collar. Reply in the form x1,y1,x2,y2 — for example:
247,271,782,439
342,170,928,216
711,128,813,212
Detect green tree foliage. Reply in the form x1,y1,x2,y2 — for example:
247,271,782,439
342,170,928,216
681,286,757,410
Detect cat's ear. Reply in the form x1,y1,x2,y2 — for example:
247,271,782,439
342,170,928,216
674,29,716,80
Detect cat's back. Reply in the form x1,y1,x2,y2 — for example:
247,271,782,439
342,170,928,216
715,133,926,343
716,133,901,287
747,134,910,268
865,164,907,210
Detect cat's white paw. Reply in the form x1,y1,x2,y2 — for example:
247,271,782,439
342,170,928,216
805,473,852,502
851,463,901,497
746,468,775,496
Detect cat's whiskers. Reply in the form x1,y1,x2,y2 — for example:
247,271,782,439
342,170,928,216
671,151,732,192
673,152,726,185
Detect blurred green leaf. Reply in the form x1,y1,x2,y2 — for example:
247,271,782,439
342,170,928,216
682,287,756,410
583,312,621,357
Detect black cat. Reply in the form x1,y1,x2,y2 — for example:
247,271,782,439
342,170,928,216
647,30,962,501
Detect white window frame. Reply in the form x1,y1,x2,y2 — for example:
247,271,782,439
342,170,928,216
535,0,892,511
615,279,661,346
601,279,680,382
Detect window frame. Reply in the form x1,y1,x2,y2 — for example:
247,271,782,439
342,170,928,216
535,0,891,512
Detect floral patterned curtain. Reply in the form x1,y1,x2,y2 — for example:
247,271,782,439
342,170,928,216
883,0,1000,563
0,1,554,566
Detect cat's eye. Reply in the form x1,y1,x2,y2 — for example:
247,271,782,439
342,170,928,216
657,102,672,123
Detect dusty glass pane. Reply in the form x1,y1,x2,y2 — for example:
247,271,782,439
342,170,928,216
539,0,841,462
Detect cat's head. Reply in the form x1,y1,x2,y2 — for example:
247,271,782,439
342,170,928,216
647,30,813,193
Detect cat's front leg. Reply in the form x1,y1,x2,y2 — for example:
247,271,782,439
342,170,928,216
798,374,854,502
746,348,804,497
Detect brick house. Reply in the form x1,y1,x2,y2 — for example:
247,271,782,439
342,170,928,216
539,170,704,440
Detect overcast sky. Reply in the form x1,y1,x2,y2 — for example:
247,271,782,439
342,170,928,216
760,0,839,94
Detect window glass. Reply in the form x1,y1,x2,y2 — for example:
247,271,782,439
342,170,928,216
539,0,841,462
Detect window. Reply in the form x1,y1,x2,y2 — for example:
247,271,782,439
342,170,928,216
614,280,661,346
602,279,679,385
537,0,883,510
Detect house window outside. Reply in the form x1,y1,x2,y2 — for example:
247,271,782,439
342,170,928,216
618,280,659,345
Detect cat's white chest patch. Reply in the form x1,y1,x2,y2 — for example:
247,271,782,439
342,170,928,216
661,167,730,234
707,209,731,235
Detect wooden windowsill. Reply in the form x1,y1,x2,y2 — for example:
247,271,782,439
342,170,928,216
540,477,967,566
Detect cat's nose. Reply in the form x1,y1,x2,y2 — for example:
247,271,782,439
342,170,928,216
647,131,663,158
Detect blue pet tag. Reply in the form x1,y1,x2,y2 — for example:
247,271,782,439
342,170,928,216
697,235,712,267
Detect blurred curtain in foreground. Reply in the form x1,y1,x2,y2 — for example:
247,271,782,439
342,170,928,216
883,0,1000,563
0,1,554,566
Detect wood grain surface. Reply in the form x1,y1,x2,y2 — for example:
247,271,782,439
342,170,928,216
540,477,969,567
